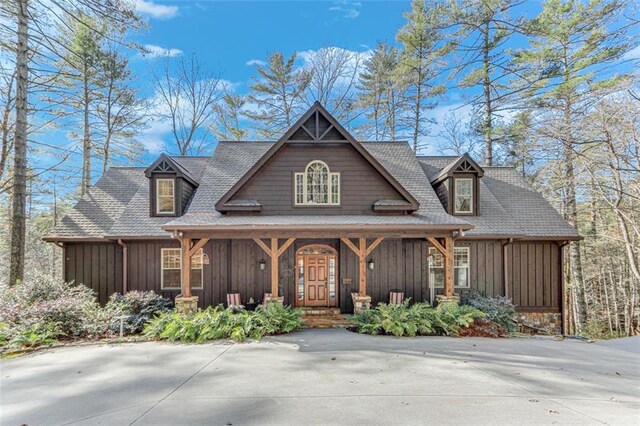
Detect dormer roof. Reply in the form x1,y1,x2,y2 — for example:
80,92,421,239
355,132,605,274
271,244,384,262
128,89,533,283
431,153,485,184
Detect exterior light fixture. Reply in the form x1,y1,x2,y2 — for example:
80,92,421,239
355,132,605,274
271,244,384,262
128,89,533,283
368,259,375,270
259,259,266,271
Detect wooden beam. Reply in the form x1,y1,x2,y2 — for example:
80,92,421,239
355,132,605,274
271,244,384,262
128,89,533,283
444,236,454,297
358,237,367,295
188,238,209,257
426,237,447,256
253,238,272,257
270,238,279,297
277,238,296,257
365,237,385,256
340,237,360,255
180,237,191,298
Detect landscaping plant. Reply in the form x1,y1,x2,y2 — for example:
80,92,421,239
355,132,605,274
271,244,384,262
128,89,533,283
144,303,303,343
461,291,517,332
105,291,173,334
351,300,485,337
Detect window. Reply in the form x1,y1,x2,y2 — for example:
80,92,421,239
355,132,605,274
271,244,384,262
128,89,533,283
161,248,203,290
428,247,470,288
156,179,175,214
454,178,473,214
294,160,340,205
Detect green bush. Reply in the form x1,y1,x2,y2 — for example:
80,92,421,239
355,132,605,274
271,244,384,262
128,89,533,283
144,303,303,343
351,300,485,337
461,291,517,332
105,291,173,335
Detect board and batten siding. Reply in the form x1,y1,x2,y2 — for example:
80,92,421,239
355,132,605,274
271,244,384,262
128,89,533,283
231,144,406,215
62,238,562,313
64,243,123,305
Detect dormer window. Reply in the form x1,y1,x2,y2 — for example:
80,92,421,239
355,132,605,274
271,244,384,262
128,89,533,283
156,178,175,214
454,178,473,214
294,160,340,205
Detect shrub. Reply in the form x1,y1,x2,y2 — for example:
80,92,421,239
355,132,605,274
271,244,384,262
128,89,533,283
461,291,517,332
351,301,485,337
105,291,173,335
144,304,303,343
0,273,99,339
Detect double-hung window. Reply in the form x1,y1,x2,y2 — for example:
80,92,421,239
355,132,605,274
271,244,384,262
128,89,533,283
156,179,175,214
454,178,473,214
294,160,340,205
428,247,470,288
161,248,204,290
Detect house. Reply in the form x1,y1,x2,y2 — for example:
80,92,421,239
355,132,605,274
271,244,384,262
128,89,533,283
45,103,580,333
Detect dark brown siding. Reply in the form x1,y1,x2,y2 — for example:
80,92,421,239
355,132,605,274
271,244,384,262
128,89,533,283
127,239,231,308
64,243,123,305
231,144,406,214
506,241,561,310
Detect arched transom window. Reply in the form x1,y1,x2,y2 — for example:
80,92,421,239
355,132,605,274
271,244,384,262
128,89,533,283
294,160,340,205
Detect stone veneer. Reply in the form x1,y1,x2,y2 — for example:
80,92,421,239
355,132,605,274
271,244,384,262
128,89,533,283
517,312,562,335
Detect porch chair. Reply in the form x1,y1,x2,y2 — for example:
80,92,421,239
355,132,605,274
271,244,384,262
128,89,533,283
261,293,272,306
226,292,244,309
389,290,405,306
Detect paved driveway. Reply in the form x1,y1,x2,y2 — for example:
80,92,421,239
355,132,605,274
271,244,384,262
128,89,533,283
1,329,638,425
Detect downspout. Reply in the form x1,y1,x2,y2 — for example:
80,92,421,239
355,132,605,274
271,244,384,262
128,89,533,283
558,241,570,336
53,241,65,281
117,239,128,294
502,238,513,299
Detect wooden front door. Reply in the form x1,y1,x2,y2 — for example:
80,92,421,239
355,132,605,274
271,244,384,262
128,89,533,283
305,255,329,307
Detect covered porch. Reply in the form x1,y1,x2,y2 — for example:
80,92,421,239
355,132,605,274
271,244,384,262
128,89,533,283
171,227,464,313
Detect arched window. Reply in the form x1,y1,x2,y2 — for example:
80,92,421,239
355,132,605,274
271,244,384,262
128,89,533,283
294,160,340,205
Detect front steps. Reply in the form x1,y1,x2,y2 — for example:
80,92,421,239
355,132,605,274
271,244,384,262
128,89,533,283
300,307,354,328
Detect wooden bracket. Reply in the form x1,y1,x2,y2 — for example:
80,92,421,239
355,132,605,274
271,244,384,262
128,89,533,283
189,238,209,257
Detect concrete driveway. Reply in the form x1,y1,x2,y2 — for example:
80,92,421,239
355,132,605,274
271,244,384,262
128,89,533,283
1,329,638,425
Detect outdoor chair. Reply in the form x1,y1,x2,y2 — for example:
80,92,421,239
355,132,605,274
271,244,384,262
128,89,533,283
389,290,405,305
226,292,244,309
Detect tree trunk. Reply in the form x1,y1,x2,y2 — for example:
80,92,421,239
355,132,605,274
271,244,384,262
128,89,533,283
81,63,91,196
412,78,422,154
482,22,492,166
9,0,29,286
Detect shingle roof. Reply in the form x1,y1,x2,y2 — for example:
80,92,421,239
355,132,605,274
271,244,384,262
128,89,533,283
162,141,471,230
417,158,580,239
47,145,578,241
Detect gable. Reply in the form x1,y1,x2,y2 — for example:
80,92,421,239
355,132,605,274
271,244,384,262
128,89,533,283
216,102,419,212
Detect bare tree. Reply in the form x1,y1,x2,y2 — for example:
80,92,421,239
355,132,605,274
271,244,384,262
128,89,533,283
152,53,221,155
438,110,482,157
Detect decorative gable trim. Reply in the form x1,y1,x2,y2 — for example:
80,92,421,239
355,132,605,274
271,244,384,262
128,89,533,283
431,153,484,184
145,153,198,186
215,102,419,212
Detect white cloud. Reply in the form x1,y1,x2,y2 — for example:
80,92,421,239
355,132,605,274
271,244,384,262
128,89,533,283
219,79,242,92
328,1,361,19
135,0,178,20
246,59,266,67
141,44,183,59
623,44,640,61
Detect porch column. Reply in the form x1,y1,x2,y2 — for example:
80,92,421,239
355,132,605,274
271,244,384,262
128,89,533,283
341,237,384,295
427,236,458,304
177,236,209,313
253,238,296,299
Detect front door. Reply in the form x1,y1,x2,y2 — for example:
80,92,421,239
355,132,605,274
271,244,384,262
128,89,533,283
305,255,328,307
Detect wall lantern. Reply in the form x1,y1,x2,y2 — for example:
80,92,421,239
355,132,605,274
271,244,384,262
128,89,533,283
259,259,266,271
368,259,375,270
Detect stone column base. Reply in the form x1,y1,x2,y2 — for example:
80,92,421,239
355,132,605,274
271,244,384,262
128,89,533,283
436,295,460,306
264,295,284,305
351,293,372,315
517,312,562,335
175,296,199,313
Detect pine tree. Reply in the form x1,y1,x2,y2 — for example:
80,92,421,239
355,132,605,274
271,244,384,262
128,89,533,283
448,0,522,166
246,51,311,139
514,0,634,330
213,92,248,141
396,0,449,153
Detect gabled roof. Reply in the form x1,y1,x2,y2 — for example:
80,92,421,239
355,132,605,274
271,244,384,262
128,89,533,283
215,102,419,212
431,153,484,184
144,153,200,186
